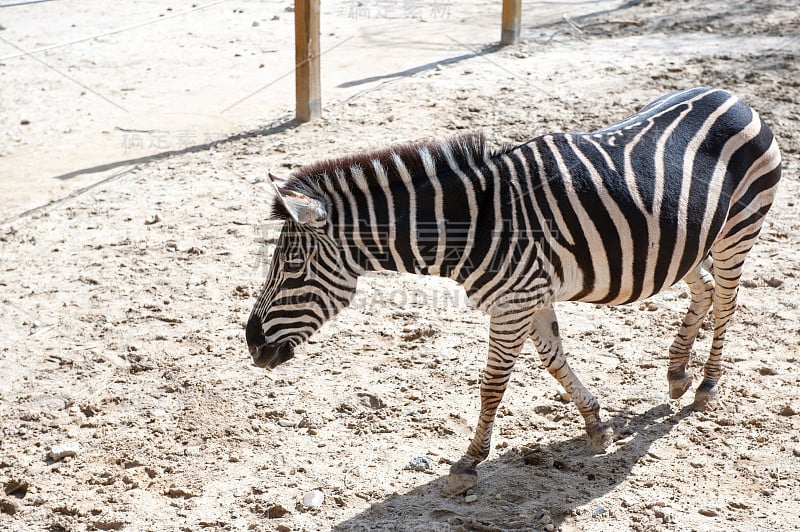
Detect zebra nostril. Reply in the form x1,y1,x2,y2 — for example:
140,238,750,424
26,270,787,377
245,313,267,353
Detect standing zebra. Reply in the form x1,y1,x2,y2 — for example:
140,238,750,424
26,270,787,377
246,87,782,493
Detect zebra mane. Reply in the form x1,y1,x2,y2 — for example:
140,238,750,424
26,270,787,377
270,132,494,221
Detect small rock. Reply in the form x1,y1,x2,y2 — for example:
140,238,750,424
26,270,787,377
758,367,778,376
777,404,798,417
20,119,30,125
49,442,79,461
228,453,240,463
252,20,260,26
544,524,554,532
592,506,605,517
267,504,291,518
675,437,690,449
464,494,478,503
165,486,198,498
144,213,162,225
4,479,28,497
765,277,783,288
699,508,718,517
91,518,126,530
277,418,295,428
762,488,774,496
184,446,201,456
302,490,324,508
792,446,800,458
620,495,637,508
151,408,167,418
0,498,18,514
645,301,658,311
405,456,433,472
357,393,384,409
689,458,706,468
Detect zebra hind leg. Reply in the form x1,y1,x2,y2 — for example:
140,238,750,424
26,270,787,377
530,306,613,453
693,241,753,411
667,259,714,399
447,313,528,495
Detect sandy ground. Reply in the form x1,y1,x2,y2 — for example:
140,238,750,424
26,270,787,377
0,0,626,221
1,0,800,531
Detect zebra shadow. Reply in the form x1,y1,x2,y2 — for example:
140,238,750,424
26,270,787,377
333,403,693,531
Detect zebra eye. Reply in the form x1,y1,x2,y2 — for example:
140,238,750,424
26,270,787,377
283,256,305,272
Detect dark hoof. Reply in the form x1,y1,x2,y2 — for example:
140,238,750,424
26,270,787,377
668,373,693,400
587,423,614,453
447,459,478,495
692,384,718,411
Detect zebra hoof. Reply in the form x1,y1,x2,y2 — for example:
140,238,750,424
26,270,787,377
668,373,693,400
587,423,614,453
447,459,478,495
692,385,718,411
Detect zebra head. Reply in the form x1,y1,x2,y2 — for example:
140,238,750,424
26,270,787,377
246,174,359,370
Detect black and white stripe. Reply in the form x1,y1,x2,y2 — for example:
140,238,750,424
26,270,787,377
246,87,782,493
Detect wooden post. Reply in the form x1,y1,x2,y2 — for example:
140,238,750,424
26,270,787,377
501,0,521,45
294,0,321,122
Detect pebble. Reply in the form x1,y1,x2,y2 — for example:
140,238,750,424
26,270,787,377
620,495,637,508
758,367,778,376
544,525,554,532
0,498,18,515
777,404,798,417
592,505,606,517
151,409,167,418
698,508,718,517
765,277,783,288
793,446,800,458
144,213,162,225
675,437,691,450
762,488,774,496
405,456,433,472
277,418,295,428
464,494,478,503
302,490,324,508
267,504,291,518
165,486,198,498
644,301,659,311
49,441,79,461
4,479,28,497
689,458,706,468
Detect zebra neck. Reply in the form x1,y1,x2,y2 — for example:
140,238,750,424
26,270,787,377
340,158,500,284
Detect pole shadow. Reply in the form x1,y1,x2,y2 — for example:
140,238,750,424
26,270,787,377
50,116,300,181
334,403,693,531
337,44,503,89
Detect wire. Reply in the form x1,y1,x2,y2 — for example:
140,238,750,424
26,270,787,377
0,0,229,61
0,0,56,7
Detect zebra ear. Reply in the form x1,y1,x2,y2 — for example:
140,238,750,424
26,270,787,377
268,173,327,226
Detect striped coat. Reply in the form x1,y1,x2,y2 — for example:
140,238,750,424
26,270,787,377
247,87,781,493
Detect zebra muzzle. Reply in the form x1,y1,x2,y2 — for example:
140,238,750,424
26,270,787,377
249,341,295,370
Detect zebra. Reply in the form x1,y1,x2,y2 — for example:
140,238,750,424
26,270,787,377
246,87,782,494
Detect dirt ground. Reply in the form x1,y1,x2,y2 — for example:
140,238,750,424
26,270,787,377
1,0,799,531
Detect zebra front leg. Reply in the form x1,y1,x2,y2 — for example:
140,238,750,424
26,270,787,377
667,261,714,399
530,306,613,452
448,313,528,495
